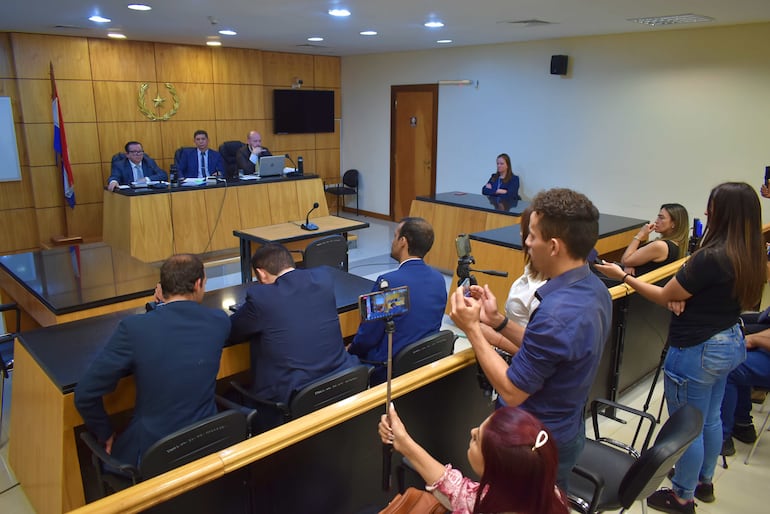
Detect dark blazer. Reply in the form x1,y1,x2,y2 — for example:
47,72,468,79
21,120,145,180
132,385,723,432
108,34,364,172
482,172,520,201
74,301,230,466
236,145,272,175
228,268,360,405
348,259,447,384
178,148,225,178
108,155,167,186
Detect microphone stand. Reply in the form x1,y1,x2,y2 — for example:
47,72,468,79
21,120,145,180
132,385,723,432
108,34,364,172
301,202,319,231
284,153,298,174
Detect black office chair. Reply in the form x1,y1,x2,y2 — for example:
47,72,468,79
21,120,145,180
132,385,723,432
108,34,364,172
302,235,349,271
325,169,359,215
392,330,456,376
80,410,250,512
230,364,370,433
219,140,244,181
568,399,703,514
173,146,195,170
0,303,20,445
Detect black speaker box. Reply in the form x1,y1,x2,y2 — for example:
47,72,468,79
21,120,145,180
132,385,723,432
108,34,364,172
550,55,569,76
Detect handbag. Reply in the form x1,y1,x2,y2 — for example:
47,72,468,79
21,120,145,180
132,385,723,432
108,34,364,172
379,487,448,514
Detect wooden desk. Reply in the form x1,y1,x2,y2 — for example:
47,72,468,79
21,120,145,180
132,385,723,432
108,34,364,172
234,215,370,283
409,193,530,273
103,175,328,263
8,267,373,514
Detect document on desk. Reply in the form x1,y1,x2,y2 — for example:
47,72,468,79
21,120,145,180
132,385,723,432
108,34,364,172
180,178,206,187
240,174,260,181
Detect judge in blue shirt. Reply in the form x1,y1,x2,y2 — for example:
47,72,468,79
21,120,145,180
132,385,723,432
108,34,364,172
178,130,225,179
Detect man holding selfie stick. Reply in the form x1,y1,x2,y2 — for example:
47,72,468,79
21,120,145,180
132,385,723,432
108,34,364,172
348,217,446,385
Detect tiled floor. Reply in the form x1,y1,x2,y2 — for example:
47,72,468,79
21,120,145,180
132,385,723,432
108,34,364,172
2,214,769,513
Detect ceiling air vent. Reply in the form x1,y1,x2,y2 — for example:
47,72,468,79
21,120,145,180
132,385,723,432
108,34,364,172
500,19,555,28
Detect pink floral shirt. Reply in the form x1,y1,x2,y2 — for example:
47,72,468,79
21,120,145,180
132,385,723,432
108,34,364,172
426,464,483,513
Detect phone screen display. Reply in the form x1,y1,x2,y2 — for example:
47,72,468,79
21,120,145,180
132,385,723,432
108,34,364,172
461,277,471,297
358,286,410,322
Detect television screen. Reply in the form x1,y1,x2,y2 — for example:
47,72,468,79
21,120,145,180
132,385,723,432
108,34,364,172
273,89,335,134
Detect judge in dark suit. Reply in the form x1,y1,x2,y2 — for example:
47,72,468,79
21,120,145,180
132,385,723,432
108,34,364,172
74,254,230,467
107,141,167,191
178,129,225,178
347,217,448,385
228,243,360,430
236,130,272,175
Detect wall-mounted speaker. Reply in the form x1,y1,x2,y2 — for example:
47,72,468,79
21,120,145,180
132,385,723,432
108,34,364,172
550,55,569,76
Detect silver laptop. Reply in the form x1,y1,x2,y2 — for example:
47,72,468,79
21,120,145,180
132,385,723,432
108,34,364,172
258,155,285,177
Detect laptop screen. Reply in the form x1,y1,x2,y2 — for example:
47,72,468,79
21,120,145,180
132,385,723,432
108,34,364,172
259,155,285,176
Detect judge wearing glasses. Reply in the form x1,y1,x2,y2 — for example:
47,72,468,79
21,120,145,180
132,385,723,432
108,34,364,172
107,141,167,191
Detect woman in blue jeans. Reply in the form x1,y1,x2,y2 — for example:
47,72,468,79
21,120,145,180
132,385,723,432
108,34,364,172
597,182,765,513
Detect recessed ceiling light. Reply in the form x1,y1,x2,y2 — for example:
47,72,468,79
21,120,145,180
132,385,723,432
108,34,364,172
88,15,111,23
328,9,351,17
107,33,126,39
360,30,377,36
308,36,324,42
206,41,222,46
218,29,237,36
437,39,452,44
628,13,714,27
127,4,152,11
424,21,445,29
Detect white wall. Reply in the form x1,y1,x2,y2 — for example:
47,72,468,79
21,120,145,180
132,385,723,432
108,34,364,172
341,23,770,224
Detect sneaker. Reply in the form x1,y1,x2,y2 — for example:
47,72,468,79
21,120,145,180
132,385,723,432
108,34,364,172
647,489,696,514
695,482,715,503
732,423,757,444
721,437,735,456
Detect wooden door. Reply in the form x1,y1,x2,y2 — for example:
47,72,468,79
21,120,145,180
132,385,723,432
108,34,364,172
390,85,438,220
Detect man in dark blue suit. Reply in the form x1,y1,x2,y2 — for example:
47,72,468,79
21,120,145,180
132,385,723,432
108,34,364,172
74,254,230,467
228,244,360,429
347,217,448,384
178,129,225,179
106,141,167,191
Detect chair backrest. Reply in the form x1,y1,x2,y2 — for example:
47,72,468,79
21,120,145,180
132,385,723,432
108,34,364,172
342,169,359,189
219,140,244,178
289,365,370,419
174,146,195,168
618,404,703,508
111,152,126,165
303,235,349,271
139,410,248,480
393,330,457,377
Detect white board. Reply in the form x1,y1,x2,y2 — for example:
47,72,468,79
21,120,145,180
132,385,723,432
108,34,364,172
0,97,21,182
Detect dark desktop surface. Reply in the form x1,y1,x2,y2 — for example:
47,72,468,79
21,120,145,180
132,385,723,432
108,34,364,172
416,192,530,216
111,172,316,196
469,213,647,250
18,266,374,394
0,242,159,315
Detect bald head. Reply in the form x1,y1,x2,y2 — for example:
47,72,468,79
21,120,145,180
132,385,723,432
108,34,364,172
247,131,262,148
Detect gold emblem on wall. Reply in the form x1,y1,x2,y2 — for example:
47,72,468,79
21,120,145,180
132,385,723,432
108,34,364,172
137,83,180,121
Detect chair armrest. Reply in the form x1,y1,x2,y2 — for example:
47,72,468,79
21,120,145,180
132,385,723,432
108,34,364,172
359,359,386,367
230,381,290,417
215,395,259,437
569,464,605,514
79,431,140,482
590,398,657,453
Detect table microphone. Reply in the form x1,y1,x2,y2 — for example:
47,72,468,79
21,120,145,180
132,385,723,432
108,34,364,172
301,202,320,231
285,153,298,172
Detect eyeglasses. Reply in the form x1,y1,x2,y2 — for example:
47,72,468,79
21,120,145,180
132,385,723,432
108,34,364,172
128,150,144,154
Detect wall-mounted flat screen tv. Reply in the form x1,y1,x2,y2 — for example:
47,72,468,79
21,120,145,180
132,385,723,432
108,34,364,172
273,89,335,134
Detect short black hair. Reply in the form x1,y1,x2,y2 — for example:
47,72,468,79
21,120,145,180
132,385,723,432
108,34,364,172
124,141,142,153
160,254,205,296
398,217,435,258
194,130,208,138
530,188,599,260
251,244,295,275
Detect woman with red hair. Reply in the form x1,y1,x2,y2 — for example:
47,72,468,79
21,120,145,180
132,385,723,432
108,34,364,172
379,404,568,514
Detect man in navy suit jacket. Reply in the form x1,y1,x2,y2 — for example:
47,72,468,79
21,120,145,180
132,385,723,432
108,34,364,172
74,254,230,466
348,217,448,384
178,129,225,179
228,244,360,430
107,141,167,191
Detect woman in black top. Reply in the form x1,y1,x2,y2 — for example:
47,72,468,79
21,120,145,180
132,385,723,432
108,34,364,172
597,183,764,514
621,203,689,276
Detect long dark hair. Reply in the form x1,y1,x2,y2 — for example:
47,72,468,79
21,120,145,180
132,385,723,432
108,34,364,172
496,153,513,183
659,203,689,259
696,182,764,310
473,407,567,514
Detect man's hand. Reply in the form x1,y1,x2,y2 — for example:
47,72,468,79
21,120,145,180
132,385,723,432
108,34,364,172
449,287,482,333
107,180,119,192
153,282,164,303
250,145,263,156
104,433,115,455
471,284,504,327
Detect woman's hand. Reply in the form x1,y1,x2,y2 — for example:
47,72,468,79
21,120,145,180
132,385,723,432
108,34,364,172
638,222,654,239
667,300,686,316
379,404,411,453
594,261,625,281
484,183,493,190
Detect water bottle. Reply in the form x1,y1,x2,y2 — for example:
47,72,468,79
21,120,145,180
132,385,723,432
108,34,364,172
297,156,304,175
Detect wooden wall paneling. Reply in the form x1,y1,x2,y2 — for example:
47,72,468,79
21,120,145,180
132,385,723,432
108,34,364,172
93,81,154,122
266,181,301,223
236,184,272,229
88,39,158,82
483,212,517,231
30,165,63,208
270,132,315,153
65,122,101,164
262,51,315,86
102,191,130,253
129,193,172,262
213,84,265,120
10,33,91,80
0,33,15,78
23,124,55,167
315,119,341,149
0,208,39,252
154,43,213,84
97,121,163,167
56,80,97,122
313,56,341,88
160,119,217,162
296,178,329,216
204,187,242,252
66,203,103,240
70,163,107,204
212,47,263,85
215,120,267,147
164,82,215,121
170,190,210,254
0,166,34,209
317,149,343,182
16,79,53,123
36,207,66,244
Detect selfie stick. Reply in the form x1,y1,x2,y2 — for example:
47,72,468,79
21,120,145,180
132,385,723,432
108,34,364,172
381,278,395,491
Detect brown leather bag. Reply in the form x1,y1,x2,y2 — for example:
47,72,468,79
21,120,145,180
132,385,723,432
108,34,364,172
379,487,448,514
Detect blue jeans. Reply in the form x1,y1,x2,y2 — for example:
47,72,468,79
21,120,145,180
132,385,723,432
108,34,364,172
556,427,585,490
664,324,745,500
721,348,770,438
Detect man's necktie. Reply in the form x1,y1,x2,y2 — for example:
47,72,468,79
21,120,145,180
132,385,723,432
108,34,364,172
133,163,144,181
200,151,207,178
